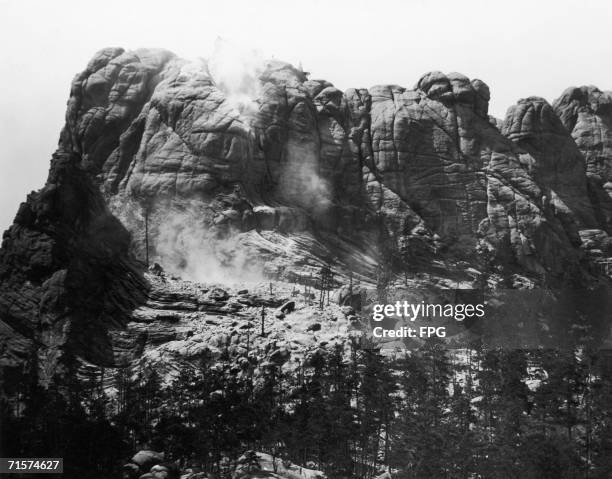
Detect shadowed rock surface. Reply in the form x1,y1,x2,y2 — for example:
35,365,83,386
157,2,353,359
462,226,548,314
553,86,612,230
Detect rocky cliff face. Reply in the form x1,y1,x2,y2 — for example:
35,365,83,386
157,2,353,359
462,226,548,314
553,86,612,230
53,49,612,272
2,47,612,387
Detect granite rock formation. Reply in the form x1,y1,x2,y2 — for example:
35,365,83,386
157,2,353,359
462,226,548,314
2,47,612,387
553,86,612,231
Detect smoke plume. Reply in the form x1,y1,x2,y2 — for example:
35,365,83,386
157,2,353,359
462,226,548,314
208,37,263,115
151,204,266,285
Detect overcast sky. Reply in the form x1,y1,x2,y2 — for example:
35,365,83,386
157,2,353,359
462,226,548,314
1,0,611,233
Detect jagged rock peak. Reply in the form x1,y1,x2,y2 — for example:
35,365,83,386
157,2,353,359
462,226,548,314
416,71,490,117
553,85,612,132
552,85,612,185
502,96,568,140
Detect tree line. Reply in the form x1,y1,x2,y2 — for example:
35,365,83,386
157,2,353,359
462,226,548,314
2,343,612,478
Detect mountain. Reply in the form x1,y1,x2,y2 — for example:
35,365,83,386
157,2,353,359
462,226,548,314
1,47,612,388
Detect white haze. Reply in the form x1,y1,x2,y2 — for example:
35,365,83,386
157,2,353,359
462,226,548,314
155,217,265,285
149,204,267,285
1,0,612,235
107,195,268,284
208,39,334,220
208,38,264,115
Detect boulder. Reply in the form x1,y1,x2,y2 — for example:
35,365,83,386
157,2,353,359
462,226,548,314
269,347,291,365
279,301,296,314
131,451,165,472
307,323,322,332
150,463,180,479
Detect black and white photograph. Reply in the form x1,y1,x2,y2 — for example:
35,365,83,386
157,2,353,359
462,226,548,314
2,1,612,477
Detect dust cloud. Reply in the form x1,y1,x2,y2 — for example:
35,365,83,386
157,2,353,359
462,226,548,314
207,37,263,115
153,206,265,284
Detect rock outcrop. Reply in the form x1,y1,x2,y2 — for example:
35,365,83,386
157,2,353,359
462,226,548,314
553,86,612,230
232,451,325,479
53,49,611,273
2,47,612,387
53,49,612,275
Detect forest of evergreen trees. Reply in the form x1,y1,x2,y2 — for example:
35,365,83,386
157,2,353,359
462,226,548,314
2,343,612,479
